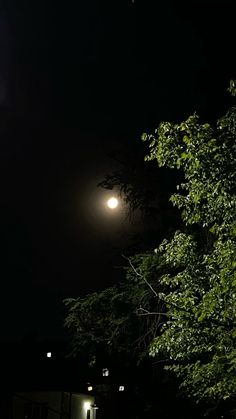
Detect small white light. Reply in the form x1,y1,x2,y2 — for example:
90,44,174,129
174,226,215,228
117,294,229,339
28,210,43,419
119,386,125,391
46,352,52,358
88,386,93,392
102,368,109,376
84,402,91,410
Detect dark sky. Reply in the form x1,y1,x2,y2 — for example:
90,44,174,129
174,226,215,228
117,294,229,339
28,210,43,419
0,0,235,340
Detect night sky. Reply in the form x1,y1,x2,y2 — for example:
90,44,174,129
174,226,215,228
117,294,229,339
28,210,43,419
0,0,235,340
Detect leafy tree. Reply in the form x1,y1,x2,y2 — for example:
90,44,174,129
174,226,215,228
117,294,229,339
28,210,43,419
65,81,236,415
141,82,236,404
64,252,205,418
64,251,165,363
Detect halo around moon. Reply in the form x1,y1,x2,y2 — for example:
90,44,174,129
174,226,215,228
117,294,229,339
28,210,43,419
107,197,119,209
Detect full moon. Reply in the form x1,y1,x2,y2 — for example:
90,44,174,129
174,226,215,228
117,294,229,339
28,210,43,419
107,197,119,209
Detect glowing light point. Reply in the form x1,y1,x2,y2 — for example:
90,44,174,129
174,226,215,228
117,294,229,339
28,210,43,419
102,368,109,376
46,352,52,358
84,402,91,410
107,197,118,209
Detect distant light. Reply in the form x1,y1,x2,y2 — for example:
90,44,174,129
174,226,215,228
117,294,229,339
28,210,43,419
84,402,91,410
107,197,118,209
119,386,125,391
102,368,109,376
88,386,93,392
46,352,52,358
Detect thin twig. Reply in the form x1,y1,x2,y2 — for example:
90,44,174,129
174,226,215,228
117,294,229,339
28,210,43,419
136,307,179,319
123,254,158,297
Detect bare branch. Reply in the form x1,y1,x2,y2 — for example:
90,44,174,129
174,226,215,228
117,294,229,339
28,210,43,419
136,306,179,319
123,255,158,297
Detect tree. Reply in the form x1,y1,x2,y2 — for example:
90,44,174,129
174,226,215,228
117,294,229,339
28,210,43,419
141,81,236,404
64,251,165,364
64,252,205,419
65,81,236,415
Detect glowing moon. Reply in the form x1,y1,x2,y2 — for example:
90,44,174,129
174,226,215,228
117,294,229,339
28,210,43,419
107,197,119,209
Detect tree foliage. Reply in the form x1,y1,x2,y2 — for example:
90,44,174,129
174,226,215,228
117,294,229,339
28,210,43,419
64,251,165,363
141,81,236,403
65,82,236,411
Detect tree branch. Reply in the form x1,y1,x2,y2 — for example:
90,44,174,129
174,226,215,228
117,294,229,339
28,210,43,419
123,255,158,297
136,306,179,319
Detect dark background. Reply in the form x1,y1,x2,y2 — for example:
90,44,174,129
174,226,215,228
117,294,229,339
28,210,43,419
0,0,235,340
